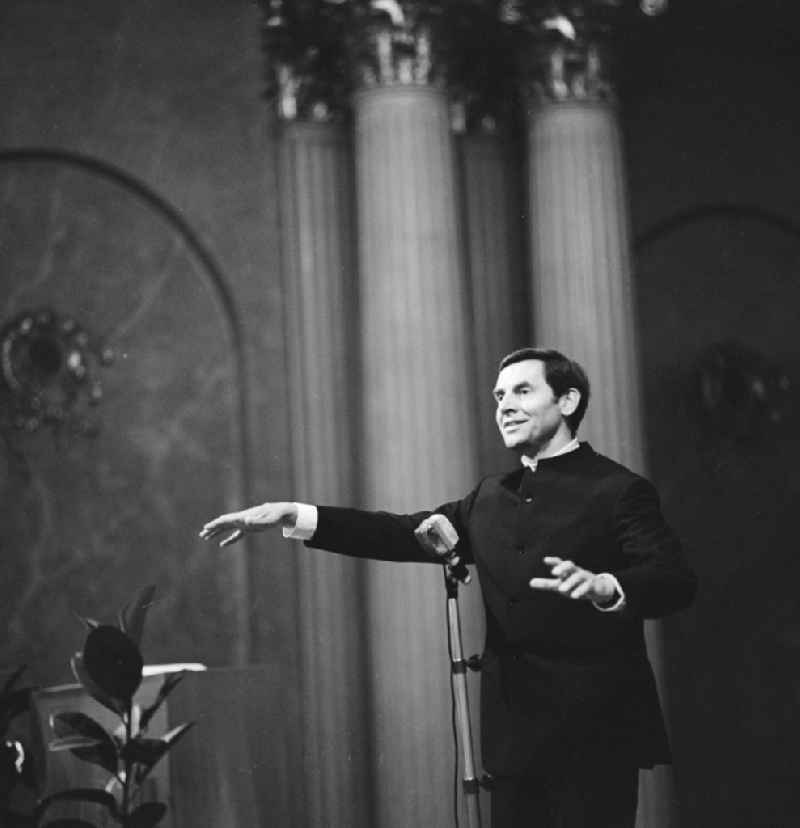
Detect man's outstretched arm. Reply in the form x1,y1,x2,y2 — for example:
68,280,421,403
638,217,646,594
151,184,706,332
200,500,469,570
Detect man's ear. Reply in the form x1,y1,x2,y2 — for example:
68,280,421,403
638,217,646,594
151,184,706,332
559,388,580,417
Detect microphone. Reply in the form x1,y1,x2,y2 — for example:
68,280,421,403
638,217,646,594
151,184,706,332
443,552,471,585
417,515,471,585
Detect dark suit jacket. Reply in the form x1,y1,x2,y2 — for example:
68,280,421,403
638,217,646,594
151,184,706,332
308,443,697,776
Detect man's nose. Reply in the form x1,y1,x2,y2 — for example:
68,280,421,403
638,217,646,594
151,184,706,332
499,396,517,415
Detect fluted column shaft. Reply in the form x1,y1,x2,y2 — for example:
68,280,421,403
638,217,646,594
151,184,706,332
278,121,369,828
354,85,479,828
527,101,644,469
460,131,528,473
526,100,673,827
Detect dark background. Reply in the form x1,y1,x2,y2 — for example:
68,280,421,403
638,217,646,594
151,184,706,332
624,5,800,824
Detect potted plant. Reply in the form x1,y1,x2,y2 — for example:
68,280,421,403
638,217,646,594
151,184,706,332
35,586,194,828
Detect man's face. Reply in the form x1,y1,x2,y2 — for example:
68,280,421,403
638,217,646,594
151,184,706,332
493,359,570,452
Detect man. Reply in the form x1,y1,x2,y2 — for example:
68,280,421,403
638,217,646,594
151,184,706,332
201,347,697,827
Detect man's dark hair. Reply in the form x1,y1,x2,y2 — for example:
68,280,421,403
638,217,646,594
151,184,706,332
498,347,590,436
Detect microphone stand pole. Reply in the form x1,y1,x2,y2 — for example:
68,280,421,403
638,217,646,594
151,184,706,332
444,567,483,828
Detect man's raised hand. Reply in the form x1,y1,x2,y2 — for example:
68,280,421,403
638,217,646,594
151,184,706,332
529,556,617,604
199,502,298,547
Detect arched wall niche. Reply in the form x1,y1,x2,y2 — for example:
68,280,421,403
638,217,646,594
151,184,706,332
0,148,255,683
633,202,799,439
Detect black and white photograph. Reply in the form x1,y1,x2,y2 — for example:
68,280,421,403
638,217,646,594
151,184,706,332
1,2,798,826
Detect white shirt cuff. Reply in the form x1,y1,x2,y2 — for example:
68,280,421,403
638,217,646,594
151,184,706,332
282,503,318,541
592,573,626,612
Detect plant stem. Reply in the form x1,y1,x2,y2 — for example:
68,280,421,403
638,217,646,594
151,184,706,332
121,702,133,823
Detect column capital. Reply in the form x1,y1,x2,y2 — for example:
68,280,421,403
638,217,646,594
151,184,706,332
500,0,667,109
261,0,520,130
260,1,669,125
348,0,449,90
260,0,351,122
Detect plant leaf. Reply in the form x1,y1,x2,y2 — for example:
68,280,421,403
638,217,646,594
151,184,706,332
138,673,185,733
125,802,167,828
121,737,164,768
48,736,104,752
52,712,110,742
70,744,119,777
52,712,118,776
117,586,156,649
158,722,195,758
35,788,119,823
81,626,143,705
127,722,194,785
71,653,125,717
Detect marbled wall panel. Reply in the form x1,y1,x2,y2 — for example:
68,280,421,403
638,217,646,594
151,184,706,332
0,0,297,677
0,161,244,685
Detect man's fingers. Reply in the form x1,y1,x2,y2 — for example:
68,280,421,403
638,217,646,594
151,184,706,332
532,564,599,601
570,579,593,600
219,529,244,547
550,560,575,578
425,516,459,548
200,525,237,542
200,513,241,539
531,570,594,599
199,525,227,541
557,571,587,594
415,515,459,556
529,577,561,591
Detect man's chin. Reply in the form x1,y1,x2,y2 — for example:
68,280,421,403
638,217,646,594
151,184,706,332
502,434,548,455
502,436,529,451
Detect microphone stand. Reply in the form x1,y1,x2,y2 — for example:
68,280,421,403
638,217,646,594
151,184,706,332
444,566,483,828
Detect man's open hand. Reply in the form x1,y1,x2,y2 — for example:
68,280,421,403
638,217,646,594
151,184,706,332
199,502,298,547
529,556,617,604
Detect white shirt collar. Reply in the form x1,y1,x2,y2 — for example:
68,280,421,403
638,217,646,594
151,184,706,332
521,438,580,472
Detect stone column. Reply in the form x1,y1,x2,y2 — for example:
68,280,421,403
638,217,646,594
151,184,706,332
514,12,674,827
270,27,369,825
458,125,528,473
527,99,645,470
351,8,480,828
